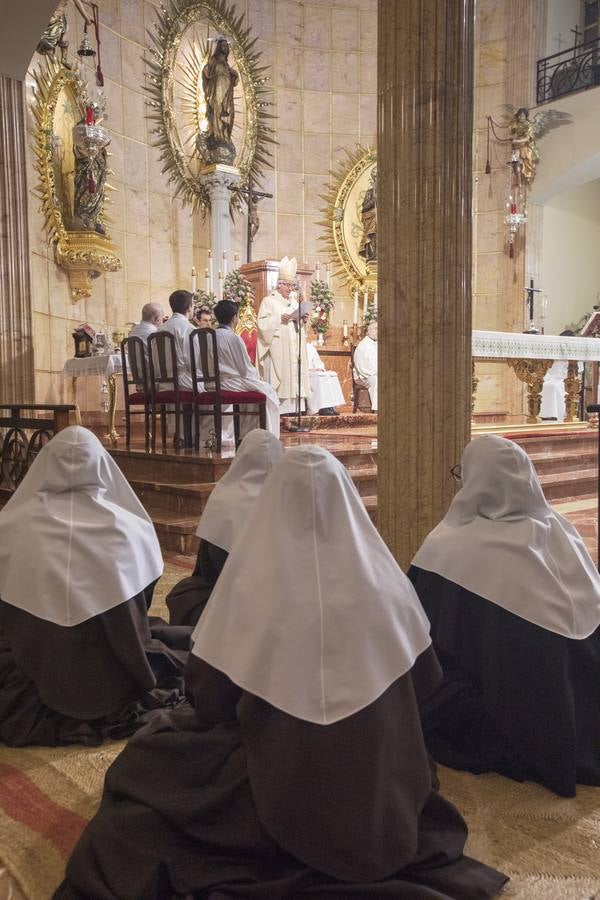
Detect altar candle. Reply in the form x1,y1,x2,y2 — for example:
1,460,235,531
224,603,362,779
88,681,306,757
315,261,321,280
542,294,548,316
327,264,333,289
207,249,213,291
85,106,94,125
363,290,368,314
191,266,197,294
204,268,210,292
233,252,240,267
343,320,348,339
218,269,223,299
374,291,378,309
353,289,359,325
222,250,228,277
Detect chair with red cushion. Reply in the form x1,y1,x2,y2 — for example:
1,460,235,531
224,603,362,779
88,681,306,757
147,331,194,450
189,327,267,453
121,337,150,451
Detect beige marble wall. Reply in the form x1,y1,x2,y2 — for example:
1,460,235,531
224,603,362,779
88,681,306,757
25,0,377,408
473,0,546,421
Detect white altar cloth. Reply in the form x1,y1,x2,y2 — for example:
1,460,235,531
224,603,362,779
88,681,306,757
62,354,122,377
472,330,600,361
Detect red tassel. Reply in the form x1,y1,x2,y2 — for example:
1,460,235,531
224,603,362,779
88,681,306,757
86,106,94,125
510,202,517,214
88,175,96,194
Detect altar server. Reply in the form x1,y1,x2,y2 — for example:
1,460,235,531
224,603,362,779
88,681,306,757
353,320,378,411
306,341,345,415
56,446,507,900
157,289,195,389
0,426,189,747
166,429,283,626
257,255,311,413
410,434,600,797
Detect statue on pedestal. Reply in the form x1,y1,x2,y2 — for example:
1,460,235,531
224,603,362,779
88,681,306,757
197,37,239,166
358,167,377,263
72,104,110,234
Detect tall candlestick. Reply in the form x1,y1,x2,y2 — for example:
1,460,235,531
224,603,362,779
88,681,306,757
315,261,321,280
207,249,213,292
222,250,228,277
342,319,348,339
353,289,359,325
374,291,378,309
363,290,368,314
204,268,210,293
218,269,223,300
191,266,197,294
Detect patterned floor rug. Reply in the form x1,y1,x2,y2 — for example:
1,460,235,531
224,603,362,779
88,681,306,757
0,563,597,899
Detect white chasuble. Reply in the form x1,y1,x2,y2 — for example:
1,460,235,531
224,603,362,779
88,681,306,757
257,290,311,404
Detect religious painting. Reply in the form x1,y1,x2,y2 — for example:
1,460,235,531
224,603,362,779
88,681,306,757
146,0,275,213
320,145,377,292
30,58,121,299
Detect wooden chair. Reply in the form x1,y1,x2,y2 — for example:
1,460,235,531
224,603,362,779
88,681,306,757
189,327,267,453
147,331,194,450
120,337,150,451
350,344,372,412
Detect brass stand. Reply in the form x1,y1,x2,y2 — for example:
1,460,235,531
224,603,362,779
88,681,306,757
105,373,120,445
564,361,582,423
507,358,552,424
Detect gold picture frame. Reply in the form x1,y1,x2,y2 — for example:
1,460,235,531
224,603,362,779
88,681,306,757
320,145,377,293
145,0,275,214
31,57,122,300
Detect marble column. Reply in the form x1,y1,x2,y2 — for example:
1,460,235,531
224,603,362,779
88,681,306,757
377,0,474,568
0,76,34,403
199,164,241,297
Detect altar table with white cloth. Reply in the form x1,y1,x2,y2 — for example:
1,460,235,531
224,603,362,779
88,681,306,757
472,330,600,423
62,354,122,443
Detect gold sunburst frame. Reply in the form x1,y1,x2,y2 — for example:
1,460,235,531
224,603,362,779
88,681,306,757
319,144,377,293
146,0,275,213
31,57,122,300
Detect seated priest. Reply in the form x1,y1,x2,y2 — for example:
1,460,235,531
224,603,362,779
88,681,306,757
128,302,164,346
199,299,280,446
56,446,507,900
166,429,283,626
257,255,311,414
353,320,378,411
0,426,190,748
306,340,345,415
409,434,600,798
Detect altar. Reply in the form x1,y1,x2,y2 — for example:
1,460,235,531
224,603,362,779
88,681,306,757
472,330,600,424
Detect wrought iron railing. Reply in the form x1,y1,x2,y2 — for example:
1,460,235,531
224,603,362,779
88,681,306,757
0,404,74,491
537,38,600,104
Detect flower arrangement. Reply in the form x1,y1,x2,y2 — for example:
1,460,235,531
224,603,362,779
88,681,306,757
223,269,255,308
193,289,217,320
309,279,335,338
363,304,378,329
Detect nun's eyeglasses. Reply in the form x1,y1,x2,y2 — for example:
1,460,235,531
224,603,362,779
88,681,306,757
450,464,462,482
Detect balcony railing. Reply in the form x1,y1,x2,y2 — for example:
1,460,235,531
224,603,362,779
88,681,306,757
537,38,600,104
0,404,74,491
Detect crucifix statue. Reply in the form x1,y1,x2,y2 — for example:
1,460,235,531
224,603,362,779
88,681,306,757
570,24,583,56
229,179,273,263
523,277,542,334
552,31,565,52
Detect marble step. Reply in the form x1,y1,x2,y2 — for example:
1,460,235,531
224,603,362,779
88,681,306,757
538,467,598,502
528,448,598,476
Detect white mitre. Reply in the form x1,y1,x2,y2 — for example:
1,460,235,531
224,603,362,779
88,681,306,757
278,256,298,282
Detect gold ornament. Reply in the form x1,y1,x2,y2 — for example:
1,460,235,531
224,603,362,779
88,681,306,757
319,144,377,294
30,57,121,300
145,0,275,214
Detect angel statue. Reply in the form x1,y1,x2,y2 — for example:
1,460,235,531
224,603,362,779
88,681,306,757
36,0,92,68
197,37,239,165
500,106,572,186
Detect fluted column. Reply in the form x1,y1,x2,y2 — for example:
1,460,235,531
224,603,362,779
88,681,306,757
0,76,34,403
378,0,474,568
